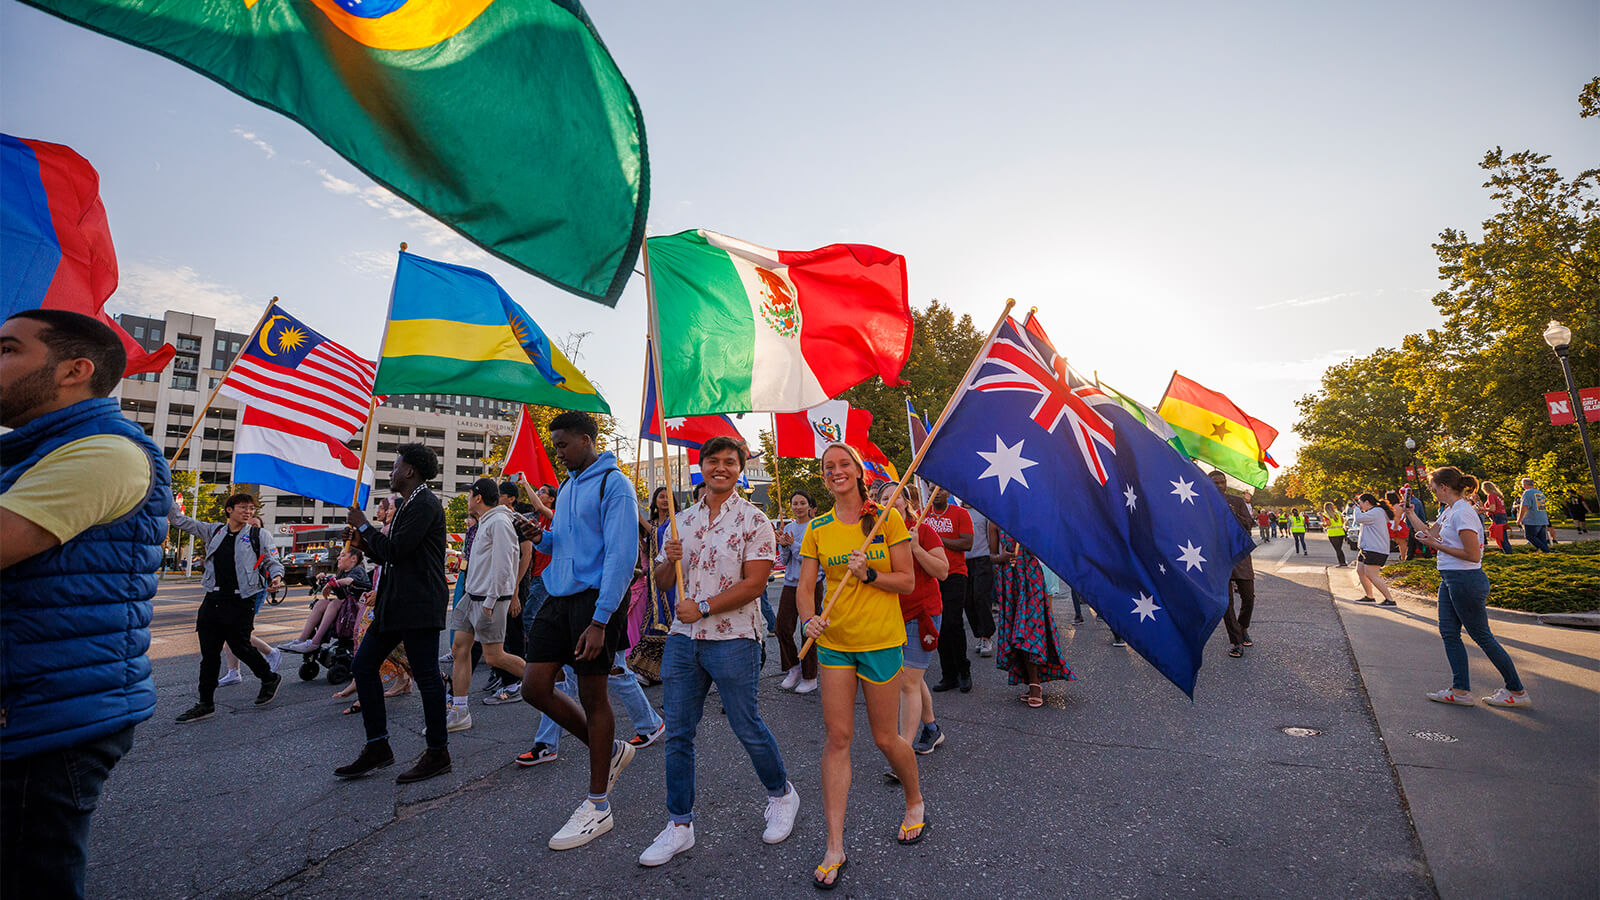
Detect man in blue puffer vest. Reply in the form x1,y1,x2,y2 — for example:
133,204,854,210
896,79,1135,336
0,310,172,900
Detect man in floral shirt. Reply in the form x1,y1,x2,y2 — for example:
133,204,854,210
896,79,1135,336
639,436,800,867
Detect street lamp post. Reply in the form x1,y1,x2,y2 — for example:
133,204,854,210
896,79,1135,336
1404,436,1417,485
1543,319,1600,509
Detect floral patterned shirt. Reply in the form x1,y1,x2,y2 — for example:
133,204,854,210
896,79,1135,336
660,493,778,642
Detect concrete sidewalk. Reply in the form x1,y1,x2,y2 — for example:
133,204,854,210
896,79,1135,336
1327,561,1599,899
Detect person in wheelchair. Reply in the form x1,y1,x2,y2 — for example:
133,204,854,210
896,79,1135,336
279,547,370,654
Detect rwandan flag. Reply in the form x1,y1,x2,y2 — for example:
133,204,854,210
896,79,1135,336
24,0,648,305
1,134,173,375
373,250,609,413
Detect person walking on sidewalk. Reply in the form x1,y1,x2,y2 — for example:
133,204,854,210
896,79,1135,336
992,529,1072,702
1288,508,1308,555
775,489,822,694
336,443,452,783
799,442,925,890
923,486,978,691
1563,491,1590,534
520,411,639,850
171,492,287,723
1408,468,1532,709
0,309,173,900
1256,509,1271,542
1321,503,1349,567
640,436,799,867
445,479,526,732
1350,494,1397,605
1514,478,1551,552
1481,481,1512,553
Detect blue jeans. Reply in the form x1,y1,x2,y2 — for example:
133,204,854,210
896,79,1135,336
663,634,788,823
2,725,135,900
1437,569,1523,692
534,652,661,749
1292,532,1307,553
760,593,777,635
1522,524,1550,552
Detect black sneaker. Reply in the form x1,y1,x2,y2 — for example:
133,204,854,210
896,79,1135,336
516,742,558,767
957,672,973,693
396,748,452,784
483,671,504,694
1356,595,1377,603
175,702,215,724
1379,598,1397,606
334,739,395,778
930,680,959,693
255,673,283,706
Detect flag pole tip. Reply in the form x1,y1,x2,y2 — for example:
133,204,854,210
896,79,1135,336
399,242,408,252
1028,305,1038,316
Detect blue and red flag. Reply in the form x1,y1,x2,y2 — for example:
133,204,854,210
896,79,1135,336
916,317,1254,696
641,342,745,451
1,134,173,375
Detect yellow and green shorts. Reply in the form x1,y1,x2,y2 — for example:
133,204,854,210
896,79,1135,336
817,645,904,684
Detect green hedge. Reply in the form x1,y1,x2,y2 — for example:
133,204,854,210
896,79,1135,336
1382,542,1599,614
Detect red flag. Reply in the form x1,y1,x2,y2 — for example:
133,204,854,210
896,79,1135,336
503,405,560,489
1,135,174,375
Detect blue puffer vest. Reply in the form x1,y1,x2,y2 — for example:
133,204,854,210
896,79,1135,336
1,398,171,760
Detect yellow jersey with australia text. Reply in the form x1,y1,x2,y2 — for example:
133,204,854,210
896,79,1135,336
800,506,911,652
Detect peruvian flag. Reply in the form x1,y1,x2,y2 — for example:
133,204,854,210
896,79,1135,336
646,229,913,417
503,405,561,489
774,400,895,473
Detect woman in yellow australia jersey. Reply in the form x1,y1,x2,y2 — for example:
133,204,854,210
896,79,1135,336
799,443,924,890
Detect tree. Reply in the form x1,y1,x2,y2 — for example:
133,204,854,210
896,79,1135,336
1289,348,1440,502
445,493,470,532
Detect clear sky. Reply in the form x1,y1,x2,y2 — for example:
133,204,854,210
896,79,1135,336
3,0,1595,469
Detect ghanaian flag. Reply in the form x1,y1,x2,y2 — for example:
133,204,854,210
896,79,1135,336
373,251,609,413
1156,373,1277,488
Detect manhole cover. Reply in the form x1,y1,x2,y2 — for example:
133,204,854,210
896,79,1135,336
1280,726,1321,737
1411,730,1458,743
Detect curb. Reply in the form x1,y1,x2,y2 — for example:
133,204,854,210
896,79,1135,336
1333,567,1596,628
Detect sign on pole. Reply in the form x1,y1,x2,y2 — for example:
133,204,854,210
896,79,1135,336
1546,387,1600,425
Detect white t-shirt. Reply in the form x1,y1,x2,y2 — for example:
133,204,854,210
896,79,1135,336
1434,499,1483,571
1351,506,1391,553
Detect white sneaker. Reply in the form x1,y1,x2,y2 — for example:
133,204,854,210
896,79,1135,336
978,638,994,657
446,706,473,732
1481,688,1533,708
761,783,800,844
280,639,317,653
779,667,802,690
638,822,695,866
548,799,613,850
608,739,636,791
267,648,284,673
216,669,242,686
438,651,454,664
794,678,819,695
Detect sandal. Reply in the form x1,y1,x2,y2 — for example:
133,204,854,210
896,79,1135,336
897,818,930,845
1024,684,1043,708
812,857,847,891
1228,645,1243,658
342,702,361,715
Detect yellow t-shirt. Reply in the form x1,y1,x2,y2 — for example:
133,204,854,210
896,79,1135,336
0,435,151,543
800,506,911,652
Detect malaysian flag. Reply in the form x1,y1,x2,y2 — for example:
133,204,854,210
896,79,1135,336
219,307,376,440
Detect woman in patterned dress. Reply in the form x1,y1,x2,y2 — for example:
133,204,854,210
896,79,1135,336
627,487,675,684
992,528,1071,708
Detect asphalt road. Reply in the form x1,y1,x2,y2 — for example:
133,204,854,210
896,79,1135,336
93,546,1446,899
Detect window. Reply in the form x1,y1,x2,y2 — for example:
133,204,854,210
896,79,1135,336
133,325,145,339
231,341,241,353
171,375,196,391
216,338,227,351
209,377,220,389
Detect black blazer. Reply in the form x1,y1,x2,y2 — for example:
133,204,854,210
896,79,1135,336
361,487,447,632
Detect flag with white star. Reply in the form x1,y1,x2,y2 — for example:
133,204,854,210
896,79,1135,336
917,318,1254,695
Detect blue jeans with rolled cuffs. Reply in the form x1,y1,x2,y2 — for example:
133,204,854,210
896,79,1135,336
663,634,788,824
1437,568,1523,692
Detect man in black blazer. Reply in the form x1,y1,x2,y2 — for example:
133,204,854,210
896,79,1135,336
335,443,451,783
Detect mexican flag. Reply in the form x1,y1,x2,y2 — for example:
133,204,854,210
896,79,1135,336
646,230,912,417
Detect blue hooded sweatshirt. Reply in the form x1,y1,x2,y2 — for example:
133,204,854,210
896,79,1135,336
535,450,638,622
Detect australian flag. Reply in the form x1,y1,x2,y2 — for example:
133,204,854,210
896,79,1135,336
918,318,1254,695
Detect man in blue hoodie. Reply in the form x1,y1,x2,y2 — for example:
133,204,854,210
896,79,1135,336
0,310,171,900
521,410,642,850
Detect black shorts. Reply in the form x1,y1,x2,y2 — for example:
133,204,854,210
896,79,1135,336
525,588,630,676
1358,550,1389,566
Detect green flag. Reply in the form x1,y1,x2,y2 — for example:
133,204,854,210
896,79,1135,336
26,0,648,305
1100,382,1189,458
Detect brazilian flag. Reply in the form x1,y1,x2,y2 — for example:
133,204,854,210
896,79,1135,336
24,0,649,306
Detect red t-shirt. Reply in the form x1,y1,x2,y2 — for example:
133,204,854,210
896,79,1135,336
920,506,973,577
901,522,945,623
531,515,552,576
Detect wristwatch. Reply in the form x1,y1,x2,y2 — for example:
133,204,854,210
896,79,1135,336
696,599,711,616
864,568,878,584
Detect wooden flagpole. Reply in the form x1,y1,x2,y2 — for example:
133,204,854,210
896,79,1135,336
799,297,1016,657
768,413,783,519
629,341,652,498
167,296,279,463
640,237,690,596
348,243,405,507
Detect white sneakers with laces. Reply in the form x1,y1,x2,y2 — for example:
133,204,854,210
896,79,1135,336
1425,688,1474,705
638,822,695,866
549,799,613,851
1481,688,1533,708
779,667,802,690
762,783,800,844
445,706,473,732
216,669,242,686
794,677,819,695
